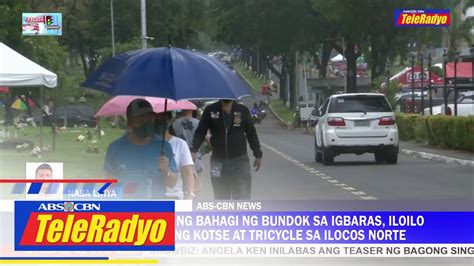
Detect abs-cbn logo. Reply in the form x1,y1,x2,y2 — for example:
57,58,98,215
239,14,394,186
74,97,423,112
37,202,101,212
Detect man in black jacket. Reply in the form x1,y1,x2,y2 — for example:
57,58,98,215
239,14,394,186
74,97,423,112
191,99,262,200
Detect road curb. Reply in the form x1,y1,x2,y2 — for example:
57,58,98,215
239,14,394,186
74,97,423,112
268,103,290,128
400,148,474,167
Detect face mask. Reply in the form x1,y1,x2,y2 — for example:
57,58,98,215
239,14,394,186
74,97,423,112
132,122,155,139
154,120,169,136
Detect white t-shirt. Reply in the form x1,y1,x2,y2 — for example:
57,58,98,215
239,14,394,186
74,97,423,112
166,136,194,199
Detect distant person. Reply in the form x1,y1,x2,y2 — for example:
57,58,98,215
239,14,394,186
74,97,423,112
191,99,262,200
172,109,208,192
251,103,259,116
104,99,178,199
156,112,196,200
261,82,270,96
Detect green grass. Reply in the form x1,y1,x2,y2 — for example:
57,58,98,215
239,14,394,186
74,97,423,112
270,99,294,123
234,62,266,93
0,126,124,178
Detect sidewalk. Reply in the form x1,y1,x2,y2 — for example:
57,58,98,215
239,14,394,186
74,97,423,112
399,140,474,167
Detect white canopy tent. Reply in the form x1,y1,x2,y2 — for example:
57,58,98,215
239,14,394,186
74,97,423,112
0,42,57,151
0,42,57,87
330,54,345,62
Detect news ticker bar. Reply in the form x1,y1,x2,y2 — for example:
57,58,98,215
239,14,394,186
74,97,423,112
191,200,474,211
152,244,474,257
174,212,474,244
2,200,473,212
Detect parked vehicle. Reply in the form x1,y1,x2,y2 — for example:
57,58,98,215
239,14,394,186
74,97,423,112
424,91,474,116
394,96,446,113
298,102,315,122
314,93,399,165
53,106,97,127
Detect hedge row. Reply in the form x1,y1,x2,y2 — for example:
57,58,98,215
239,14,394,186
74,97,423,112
395,113,474,152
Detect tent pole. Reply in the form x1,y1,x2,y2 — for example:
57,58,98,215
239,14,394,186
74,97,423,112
40,87,44,152
52,85,57,151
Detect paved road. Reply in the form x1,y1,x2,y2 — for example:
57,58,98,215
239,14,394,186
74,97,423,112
197,95,474,201
188,95,474,266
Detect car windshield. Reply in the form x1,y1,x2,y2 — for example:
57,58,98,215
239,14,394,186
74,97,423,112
329,96,392,113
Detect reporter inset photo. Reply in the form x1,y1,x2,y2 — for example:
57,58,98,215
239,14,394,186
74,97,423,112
25,162,64,199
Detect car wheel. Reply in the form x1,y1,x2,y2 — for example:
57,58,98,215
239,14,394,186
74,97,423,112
385,147,398,164
314,138,322,163
322,145,334,165
374,151,385,163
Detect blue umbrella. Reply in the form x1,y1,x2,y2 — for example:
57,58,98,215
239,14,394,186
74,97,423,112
82,47,251,100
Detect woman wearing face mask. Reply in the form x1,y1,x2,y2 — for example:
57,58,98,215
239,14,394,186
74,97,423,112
103,99,178,199
155,112,196,200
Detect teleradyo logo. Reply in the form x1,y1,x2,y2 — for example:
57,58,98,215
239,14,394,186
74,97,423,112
37,202,101,212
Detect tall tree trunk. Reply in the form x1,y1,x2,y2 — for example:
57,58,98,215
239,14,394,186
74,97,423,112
288,52,297,110
258,48,267,77
369,35,392,82
345,39,357,93
280,57,288,103
241,47,251,66
250,48,258,73
320,43,332,78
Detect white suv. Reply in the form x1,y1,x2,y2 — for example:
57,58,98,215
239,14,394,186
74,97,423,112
314,93,399,165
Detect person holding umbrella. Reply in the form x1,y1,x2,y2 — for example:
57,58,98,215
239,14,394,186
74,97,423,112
191,99,262,200
104,99,178,199
83,47,257,199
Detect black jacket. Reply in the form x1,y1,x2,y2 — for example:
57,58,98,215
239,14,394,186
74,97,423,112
192,101,262,160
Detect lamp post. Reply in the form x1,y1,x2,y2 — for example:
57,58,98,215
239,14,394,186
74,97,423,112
453,51,460,116
140,0,147,49
409,52,417,113
428,53,433,115
110,0,115,57
385,60,391,93
442,51,449,115
470,47,474,87
419,53,424,115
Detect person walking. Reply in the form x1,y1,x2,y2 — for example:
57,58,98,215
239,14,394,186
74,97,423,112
191,99,262,200
155,111,196,200
104,99,178,199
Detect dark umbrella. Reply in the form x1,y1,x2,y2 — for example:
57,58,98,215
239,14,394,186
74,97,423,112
82,47,251,100
82,46,251,150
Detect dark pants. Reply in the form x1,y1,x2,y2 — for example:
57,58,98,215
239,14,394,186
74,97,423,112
210,155,251,200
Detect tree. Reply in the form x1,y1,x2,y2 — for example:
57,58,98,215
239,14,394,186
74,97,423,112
212,0,325,109
445,9,473,58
